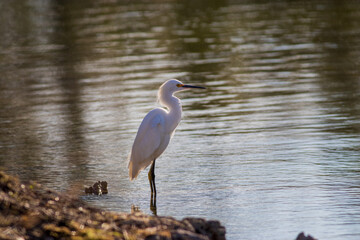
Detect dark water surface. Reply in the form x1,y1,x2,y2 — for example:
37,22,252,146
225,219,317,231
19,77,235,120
1,1,360,239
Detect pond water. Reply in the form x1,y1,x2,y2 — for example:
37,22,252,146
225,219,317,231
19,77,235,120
1,1,360,239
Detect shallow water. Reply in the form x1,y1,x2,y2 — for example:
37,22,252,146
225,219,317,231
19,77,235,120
1,1,360,239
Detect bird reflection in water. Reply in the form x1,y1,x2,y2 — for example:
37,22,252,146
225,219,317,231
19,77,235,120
131,202,156,216
150,192,157,215
127,79,205,216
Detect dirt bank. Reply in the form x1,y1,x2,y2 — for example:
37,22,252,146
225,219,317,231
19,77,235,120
0,171,225,240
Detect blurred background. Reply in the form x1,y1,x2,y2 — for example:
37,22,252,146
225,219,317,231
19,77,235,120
1,0,360,239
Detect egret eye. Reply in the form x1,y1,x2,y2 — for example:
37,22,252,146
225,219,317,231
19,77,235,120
176,84,184,87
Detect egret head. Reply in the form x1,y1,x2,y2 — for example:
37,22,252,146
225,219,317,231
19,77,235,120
159,79,205,95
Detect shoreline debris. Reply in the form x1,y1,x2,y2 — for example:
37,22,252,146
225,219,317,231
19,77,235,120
84,181,108,195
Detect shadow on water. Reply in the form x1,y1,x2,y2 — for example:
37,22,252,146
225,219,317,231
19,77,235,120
171,0,230,84
51,0,91,184
315,1,360,129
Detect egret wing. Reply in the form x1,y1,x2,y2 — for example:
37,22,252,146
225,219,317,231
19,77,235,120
128,108,166,180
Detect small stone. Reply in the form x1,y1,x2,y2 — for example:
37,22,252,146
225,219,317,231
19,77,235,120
85,181,108,195
100,181,108,194
84,186,94,194
93,182,102,195
296,232,317,240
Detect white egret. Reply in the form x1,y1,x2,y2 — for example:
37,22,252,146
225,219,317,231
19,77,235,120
128,79,205,200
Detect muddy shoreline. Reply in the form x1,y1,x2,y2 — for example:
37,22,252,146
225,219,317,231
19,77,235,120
0,171,317,240
0,171,225,240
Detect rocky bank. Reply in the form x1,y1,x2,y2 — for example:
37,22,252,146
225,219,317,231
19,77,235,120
0,170,317,240
0,171,225,240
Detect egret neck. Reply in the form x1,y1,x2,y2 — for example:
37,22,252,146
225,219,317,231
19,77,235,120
158,89,182,133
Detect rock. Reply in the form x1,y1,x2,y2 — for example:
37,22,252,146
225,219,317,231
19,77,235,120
100,181,108,194
85,181,108,195
296,232,317,240
0,171,226,239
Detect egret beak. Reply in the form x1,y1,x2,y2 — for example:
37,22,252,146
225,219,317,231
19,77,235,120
182,84,206,89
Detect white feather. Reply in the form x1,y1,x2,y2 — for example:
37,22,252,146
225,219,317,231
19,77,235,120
127,79,204,181
128,108,168,180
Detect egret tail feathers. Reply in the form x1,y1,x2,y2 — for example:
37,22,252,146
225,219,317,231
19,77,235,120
128,159,140,180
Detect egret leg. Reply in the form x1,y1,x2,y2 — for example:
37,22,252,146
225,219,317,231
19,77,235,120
148,159,157,215
148,160,157,196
